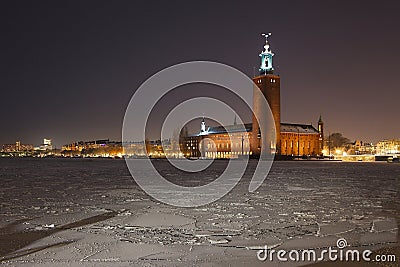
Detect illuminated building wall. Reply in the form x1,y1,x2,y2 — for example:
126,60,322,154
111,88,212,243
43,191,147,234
183,124,253,158
376,139,400,155
280,123,320,156
183,121,321,158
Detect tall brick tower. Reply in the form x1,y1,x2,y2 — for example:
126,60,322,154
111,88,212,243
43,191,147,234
251,33,281,156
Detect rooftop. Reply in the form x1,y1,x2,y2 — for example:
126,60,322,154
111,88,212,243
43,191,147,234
189,122,319,137
280,123,319,134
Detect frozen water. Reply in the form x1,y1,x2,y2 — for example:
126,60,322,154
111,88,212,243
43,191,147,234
0,158,399,266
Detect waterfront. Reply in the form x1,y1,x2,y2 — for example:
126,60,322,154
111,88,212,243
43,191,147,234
0,158,399,266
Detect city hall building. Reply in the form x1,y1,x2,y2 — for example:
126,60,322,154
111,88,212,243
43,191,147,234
183,34,323,158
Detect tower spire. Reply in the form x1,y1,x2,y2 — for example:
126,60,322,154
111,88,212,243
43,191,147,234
318,115,324,155
259,33,274,75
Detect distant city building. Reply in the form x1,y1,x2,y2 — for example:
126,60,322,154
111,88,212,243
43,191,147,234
376,139,400,155
1,141,34,153
44,138,52,146
123,141,147,156
61,138,181,158
346,140,376,155
62,139,123,157
62,139,114,152
38,138,53,151
182,34,323,158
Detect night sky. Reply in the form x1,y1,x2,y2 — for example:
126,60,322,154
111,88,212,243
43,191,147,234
1,1,399,148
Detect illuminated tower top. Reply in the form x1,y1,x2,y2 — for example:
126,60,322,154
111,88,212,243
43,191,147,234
200,117,206,132
259,33,274,75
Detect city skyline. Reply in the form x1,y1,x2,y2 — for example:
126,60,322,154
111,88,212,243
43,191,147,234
1,1,400,148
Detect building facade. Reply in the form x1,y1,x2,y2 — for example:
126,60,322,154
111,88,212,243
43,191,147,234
184,123,253,158
280,123,321,156
376,139,400,155
183,34,323,158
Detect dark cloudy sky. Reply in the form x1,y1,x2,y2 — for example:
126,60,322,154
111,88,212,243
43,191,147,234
1,1,399,147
